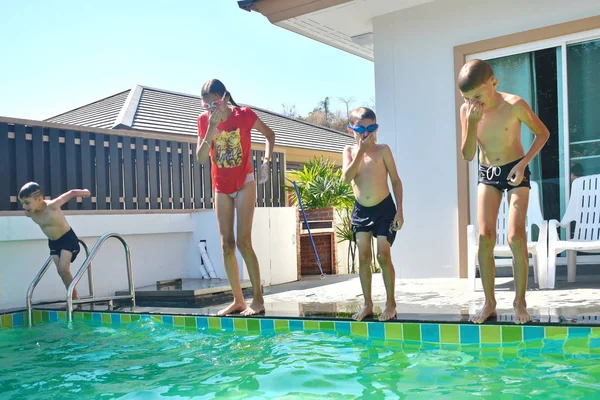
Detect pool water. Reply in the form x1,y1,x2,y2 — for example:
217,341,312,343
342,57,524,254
1,318,599,399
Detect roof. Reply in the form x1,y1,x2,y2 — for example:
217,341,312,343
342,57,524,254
45,85,354,153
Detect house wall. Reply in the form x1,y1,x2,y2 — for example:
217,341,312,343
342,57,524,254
0,208,298,310
372,0,600,278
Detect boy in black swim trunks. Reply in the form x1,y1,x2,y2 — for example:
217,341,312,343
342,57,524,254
19,182,91,300
342,107,404,322
458,60,549,325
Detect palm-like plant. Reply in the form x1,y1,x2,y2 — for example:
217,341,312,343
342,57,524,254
287,156,368,273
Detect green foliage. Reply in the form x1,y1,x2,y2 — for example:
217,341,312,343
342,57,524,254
286,156,354,210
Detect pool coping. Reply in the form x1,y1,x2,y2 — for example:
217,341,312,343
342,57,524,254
2,308,600,350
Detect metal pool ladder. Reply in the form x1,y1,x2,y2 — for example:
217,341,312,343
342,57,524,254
26,232,136,326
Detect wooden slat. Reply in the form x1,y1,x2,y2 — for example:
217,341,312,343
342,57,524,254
272,153,281,207
182,143,192,209
31,126,45,188
122,136,134,209
48,128,63,199
147,139,159,209
65,130,77,210
279,153,286,206
202,160,212,209
0,123,10,210
159,141,170,209
14,124,28,191
192,144,202,209
95,133,107,210
80,132,93,210
255,150,265,207
135,137,147,209
109,135,121,209
171,142,182,209
264,155,273,207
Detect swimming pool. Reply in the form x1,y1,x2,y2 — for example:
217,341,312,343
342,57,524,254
1,310,599,399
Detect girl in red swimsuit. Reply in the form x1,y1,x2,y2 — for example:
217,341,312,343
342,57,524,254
196,79,275,316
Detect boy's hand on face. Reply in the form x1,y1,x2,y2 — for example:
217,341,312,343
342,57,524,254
508,162,526,186
358,132,375,153
466,100,483,123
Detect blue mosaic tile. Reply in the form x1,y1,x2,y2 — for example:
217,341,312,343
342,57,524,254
590,338,600,349
92,313,102,323
162,315,173,325
421,324,440,343
260,319,275,332
49,311,58,322
111,314,121,324
568,327,591,338
460,325,480,344
289,320,304,331
196,317,208,330
523,326,544,341
12,312,25,327
367,323,385,339
335,321,351,334
221,318,234,331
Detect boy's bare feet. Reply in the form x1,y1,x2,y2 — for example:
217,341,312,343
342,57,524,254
240,299,265,316
470,301,497,324
513,301,531,324
217,301,247,316
352,304,373,321
379,301,397,321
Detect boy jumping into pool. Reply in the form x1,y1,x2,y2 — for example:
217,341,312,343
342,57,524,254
342,107,404,322
458,59,549,324
19,182,90,300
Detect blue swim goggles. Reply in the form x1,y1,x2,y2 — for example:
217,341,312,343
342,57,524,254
348,124,379,134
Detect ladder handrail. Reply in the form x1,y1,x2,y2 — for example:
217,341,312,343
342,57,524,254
66,232,135,323
27,239,92,327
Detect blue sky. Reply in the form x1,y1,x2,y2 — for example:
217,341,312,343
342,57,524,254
0,0,374,120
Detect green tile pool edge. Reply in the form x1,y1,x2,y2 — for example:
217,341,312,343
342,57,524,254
1,310,599,349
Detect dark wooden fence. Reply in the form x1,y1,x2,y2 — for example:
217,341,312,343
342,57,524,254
0,118,286,211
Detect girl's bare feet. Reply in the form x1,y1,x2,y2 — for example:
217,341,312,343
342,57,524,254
470,301,497,324
240,299,265,316
379,301,397,321
513,300,532,324
217,301,246,316
352,304,373,321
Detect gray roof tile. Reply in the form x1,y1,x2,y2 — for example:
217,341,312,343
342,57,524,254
46,85,353,153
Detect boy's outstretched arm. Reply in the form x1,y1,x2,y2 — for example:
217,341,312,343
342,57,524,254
49,189,91,209
382,145,404,230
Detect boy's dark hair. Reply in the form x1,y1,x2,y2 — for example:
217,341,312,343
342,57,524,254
201,79,239,107
349,107,377,125
19,182,43,199
571,162,584,177
457,59,494,92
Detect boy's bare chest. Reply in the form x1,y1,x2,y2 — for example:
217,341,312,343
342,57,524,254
31,210,60,227
354,150,384,175
477,107,520,143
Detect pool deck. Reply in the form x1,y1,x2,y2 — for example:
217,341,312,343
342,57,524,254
22,272,599,326
15,272,600,325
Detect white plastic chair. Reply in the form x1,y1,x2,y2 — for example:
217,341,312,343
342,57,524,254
546,174,600,289
467,181,548,291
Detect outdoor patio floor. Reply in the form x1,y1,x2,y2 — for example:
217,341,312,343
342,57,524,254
28,272,600,326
